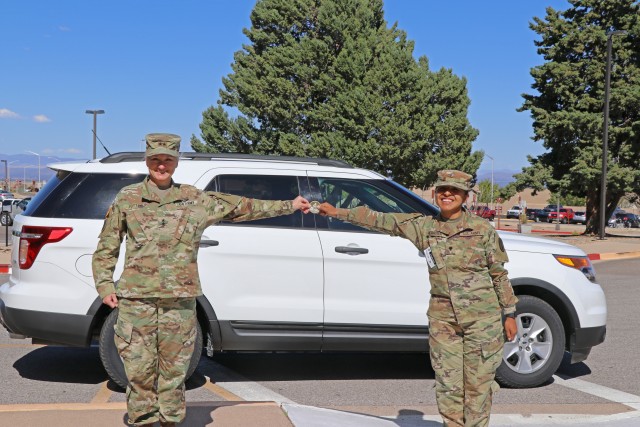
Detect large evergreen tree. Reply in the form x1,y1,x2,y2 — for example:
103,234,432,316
192,0,481,188
517,0,640,234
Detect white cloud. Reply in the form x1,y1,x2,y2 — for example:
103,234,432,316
42,148,83,155
61,148,82,154
58,25,71,32
33,115,51,123
0,108,20,119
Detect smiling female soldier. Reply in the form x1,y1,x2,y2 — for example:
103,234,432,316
318,169,518,427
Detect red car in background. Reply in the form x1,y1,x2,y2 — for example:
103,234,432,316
547,208,575,224
473,205,496,221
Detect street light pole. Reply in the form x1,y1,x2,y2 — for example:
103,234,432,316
25,151,41,190
599,30,626,240
85,109,105,159
7,161,17,193
0,160,7,191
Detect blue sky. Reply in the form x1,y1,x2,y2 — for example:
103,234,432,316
1,0,568,182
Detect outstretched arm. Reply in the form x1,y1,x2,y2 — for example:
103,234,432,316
204,192,310,225
318,202,432,250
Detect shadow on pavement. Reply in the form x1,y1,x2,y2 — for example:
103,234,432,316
556,352,592,379
394,409,442,426
13,346,107,384
200,352,435,381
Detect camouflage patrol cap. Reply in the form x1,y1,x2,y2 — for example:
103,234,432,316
434,169,474,192
145,133,180,157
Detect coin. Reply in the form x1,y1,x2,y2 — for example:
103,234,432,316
309,201,320,214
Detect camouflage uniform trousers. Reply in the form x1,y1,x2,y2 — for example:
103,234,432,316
428,312,504,427
115,297,196,426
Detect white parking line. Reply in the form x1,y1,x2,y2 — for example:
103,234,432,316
552,375,640,410
205,360,296,404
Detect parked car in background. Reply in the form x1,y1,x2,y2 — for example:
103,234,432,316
608,212,640,228
506,205,523,219
535,209,552,223
571,211,587,225
548,208,575,224
0,152,607,390
0,192,15,201
526,208,544,222
472,205,495,220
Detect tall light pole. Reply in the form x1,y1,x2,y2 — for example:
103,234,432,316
85,109,105,159
486,154,494,209
7,160,17,192
25,150,41,190
599,30,627,240
0,160,7,191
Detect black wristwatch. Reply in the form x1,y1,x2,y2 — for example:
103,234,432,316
504,312,516,319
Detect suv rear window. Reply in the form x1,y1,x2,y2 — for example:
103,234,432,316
23,171,145,219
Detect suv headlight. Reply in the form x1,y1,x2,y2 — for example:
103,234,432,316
554,255,596,282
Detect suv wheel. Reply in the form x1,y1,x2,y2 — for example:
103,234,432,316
98,309,204,389
0,212,11,226
495,295,565,388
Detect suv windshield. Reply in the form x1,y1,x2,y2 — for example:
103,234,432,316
23,171,146,219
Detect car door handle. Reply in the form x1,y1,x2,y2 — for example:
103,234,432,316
199,239,219,247
335,246,368,255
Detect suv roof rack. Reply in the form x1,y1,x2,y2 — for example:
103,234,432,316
100,152,353,168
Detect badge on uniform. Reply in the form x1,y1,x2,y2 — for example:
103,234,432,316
424,247,437,268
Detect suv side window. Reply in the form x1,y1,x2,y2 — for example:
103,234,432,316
205,174,307,228
316,177,424,232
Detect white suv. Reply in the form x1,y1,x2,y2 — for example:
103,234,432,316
506,205,523,219
0,152,607,389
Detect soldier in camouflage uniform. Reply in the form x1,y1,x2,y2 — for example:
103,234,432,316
318,170,518,427
92,133,310,427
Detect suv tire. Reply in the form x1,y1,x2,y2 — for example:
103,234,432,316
98,309,204,389
495,295,565,388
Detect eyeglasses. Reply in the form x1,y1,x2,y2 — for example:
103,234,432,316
436,186,466,196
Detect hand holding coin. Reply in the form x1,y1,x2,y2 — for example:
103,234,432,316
309,201,320,214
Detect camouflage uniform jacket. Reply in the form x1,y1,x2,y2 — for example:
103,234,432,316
92,177,295,299
335,207,517,323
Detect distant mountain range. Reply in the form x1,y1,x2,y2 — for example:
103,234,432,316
476,168,518,186
0,153,86,182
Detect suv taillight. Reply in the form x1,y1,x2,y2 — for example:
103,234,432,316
19,226,73,269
